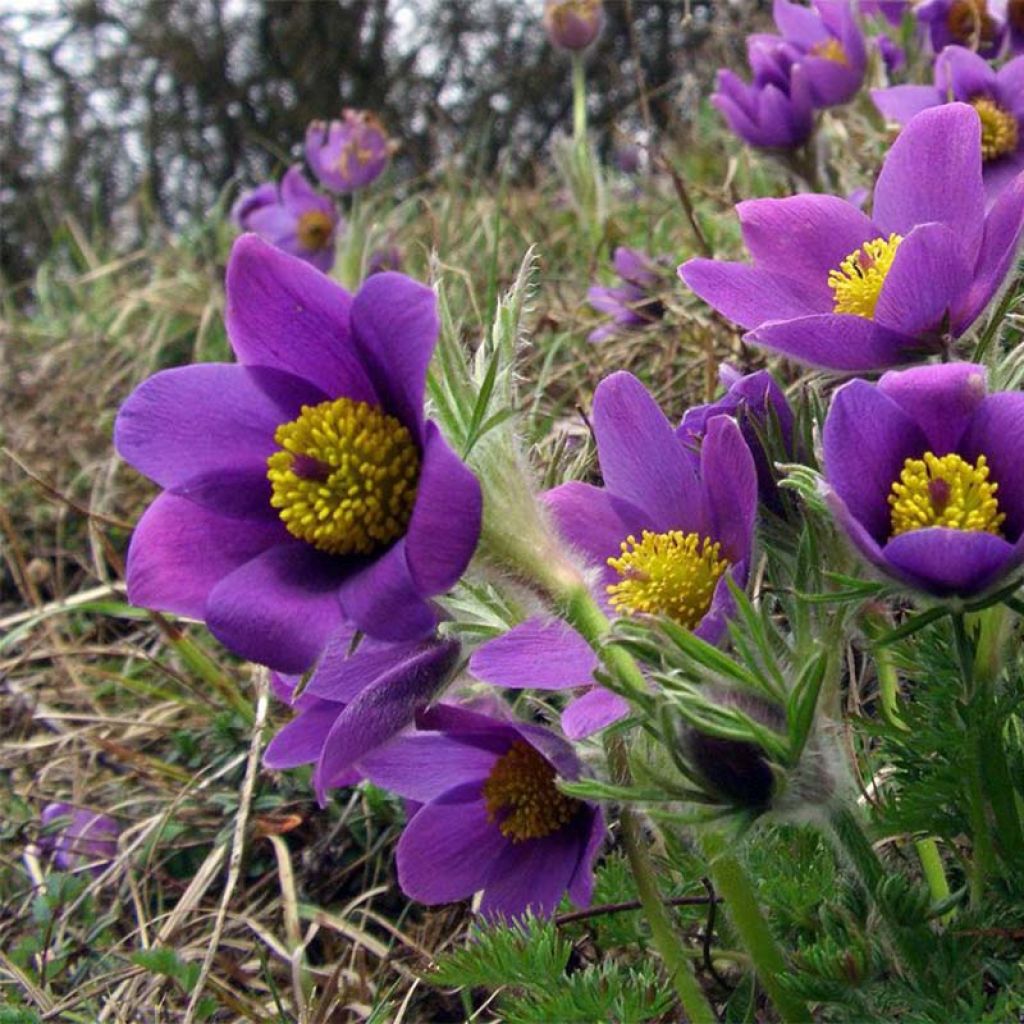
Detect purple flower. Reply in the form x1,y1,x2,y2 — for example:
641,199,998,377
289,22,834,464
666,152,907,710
306,111,392,194
824,362,1024,597
916,0,1005,57
115,235,482,672
40,804,119,875
362,703,605,919
681,103,1024,371
678,366,795,510
860,0,911,26
587,247,665,343
994,0,1024,51
264,628,459,802
470,373,757,739
231,167,339,274
875,33,907,73
873,47,1024,202
367,244,403,276
543,0,604,51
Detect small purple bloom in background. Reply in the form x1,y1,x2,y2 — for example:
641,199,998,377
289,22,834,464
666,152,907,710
874,33,907,74
860,0,911,26
264,628,459,802
824,363,1024,597
306,111,392,194
39,804,119,875
681,104,1024,371
361,703,604,919
614,141,642,174
367,244,403,276
587,247,665,343
916,0,1005,57
471,372,757,739
115,235,482,672
873,47,1024,202
543,0,604,51
993,0,1024,51
232,166,339,273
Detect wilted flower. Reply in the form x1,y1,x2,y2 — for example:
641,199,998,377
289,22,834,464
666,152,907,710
873,47,1024,201
824,362,1024,597
543,0,604,51
916,0,1005,57
39,804,119,875
231,166,339,273
362,703,604,919
306,111,392,194
587,247,665,343
116,235,482,672
681,104,1024,371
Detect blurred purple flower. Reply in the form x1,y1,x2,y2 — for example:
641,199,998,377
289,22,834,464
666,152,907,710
115,235,482,672
993,0,1024,51
40,804,119,875
824,363,1024,597
543,0,604,51
232,166,339,273
306,111,392,194
587,247,665,343
860,0,911,25
362,703,605,919
367,244,403,276
875,33,907,73
681,104,1024,371
614,141,642,174
916,0,1005,57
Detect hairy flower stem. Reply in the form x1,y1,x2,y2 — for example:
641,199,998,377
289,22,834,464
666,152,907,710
338,192,366,291
571,53,587,147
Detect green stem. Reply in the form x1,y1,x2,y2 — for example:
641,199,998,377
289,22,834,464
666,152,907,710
571,53,587,146
701,832,809,1024
338,192,365,290
914,838,952,923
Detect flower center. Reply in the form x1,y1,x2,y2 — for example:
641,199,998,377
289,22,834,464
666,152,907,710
607,530,728,629
266,398,419,555
296,210,334,252
947,0,998,45
889,452,1004,537
971,98,1019,162
809,38,849,65
828,234,903,319
482,740,580,843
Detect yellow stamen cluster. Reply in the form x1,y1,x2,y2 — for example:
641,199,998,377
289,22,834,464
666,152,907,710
810,37,849,66
482,741,580,843
828,234,903,319
971,98,1019,162
889,451,1005,537
296,210,334,252
607,530,728,629
267,397,419,555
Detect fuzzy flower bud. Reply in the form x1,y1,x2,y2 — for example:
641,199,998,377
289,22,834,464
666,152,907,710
543,0,605,51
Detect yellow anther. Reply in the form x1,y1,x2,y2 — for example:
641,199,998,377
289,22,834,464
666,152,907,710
296,210,334,252
810,37,849,66
971,98,1019,162
828,234,904,319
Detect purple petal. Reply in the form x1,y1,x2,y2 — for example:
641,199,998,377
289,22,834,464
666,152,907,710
935,44,997,100
773,0,829,46
962,390,1024,539
562,688,631,739
567,808,606,908
305,628,419,702
362,736,499,802
695,564,747,646
205,542,347,673
698,416,757,564
125,492,285,620
263,697,342,769
404,423,482,595
871,85,942,124
823,379,927,542
871,103,985,266
470,617,599,691
996,57,1024,117
883,528,1018,596
225,235,375,400
349,271,437,440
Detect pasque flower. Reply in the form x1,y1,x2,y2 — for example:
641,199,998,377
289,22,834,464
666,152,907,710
875,33,907,74
361,703,604,919
306,111,392,194
993,0,1024,51
231,166,339,273
543,0,604,51
873,47,1024,201
916,0,1005,57
824,362,1024,597
470,372,757,739
681,103,1024,371
587,247,665,343
860,0,910,26
115,235,482,672
39,804,120,875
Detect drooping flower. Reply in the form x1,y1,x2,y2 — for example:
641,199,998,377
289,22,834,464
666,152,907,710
543,0,605,51
306,111,392,194
470,372,757,739
264,628,460,802
823,362,1024,597
231,166,339,273
873,47,1024,201
39,804,120,875
680,104,1024,371
587,247,665,343
916,0,1005,57
362,703,604,919
115,235,482,672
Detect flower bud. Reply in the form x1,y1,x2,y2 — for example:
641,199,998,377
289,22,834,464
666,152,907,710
543,0,605,51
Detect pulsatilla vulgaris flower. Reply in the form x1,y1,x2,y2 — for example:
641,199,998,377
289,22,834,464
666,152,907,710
824,362,1024,597
39,804,120,875
362,704,604,919
681,103,1024,371
873,47,1024,202
115,235,482,672
859,1,909,26
470,372,757,739
264,628,459,802
587,247,665,343
916,0,1005,58
306,111,392,194
994,0,1024,52
231,166,339,273
874,33,907,74
543,0,604,51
